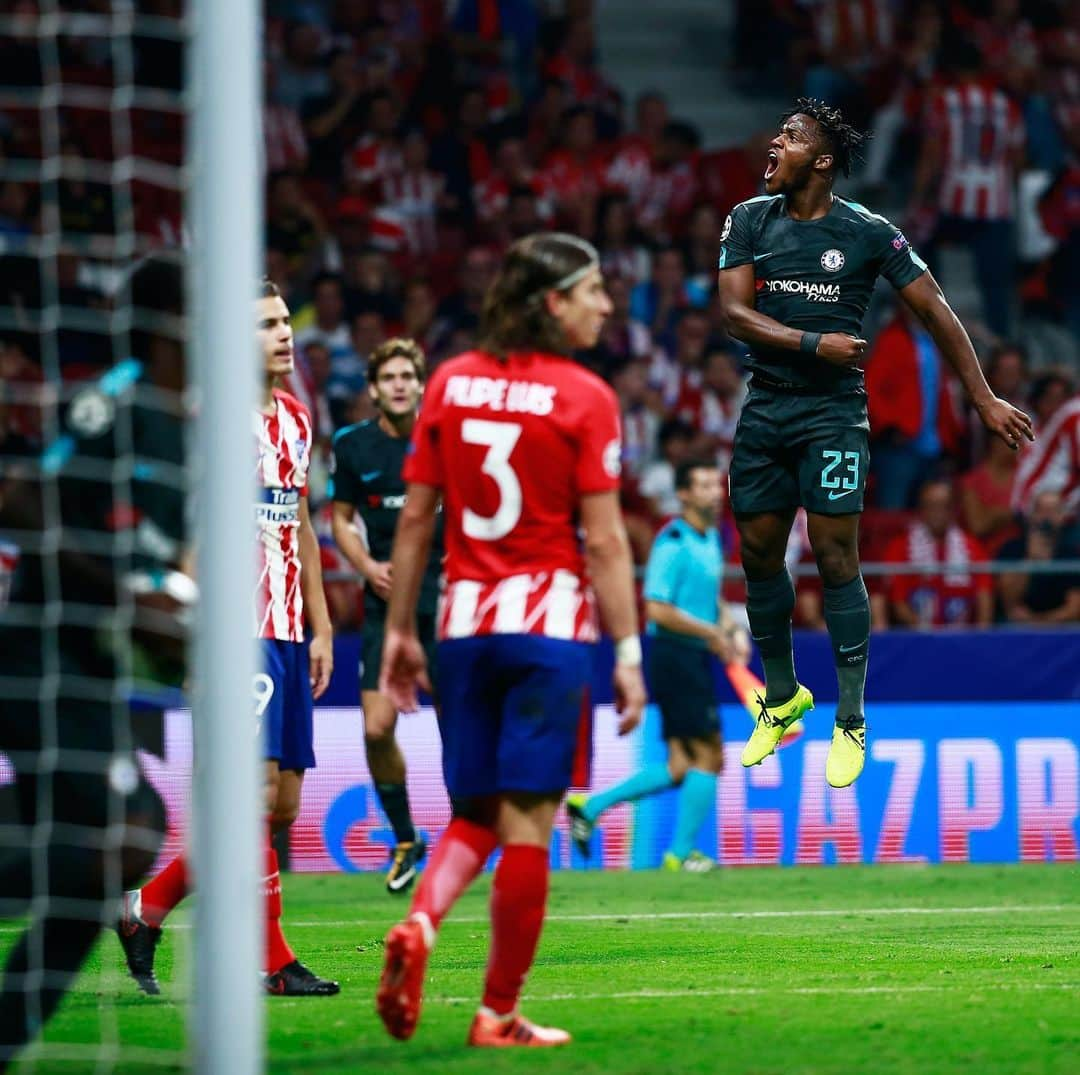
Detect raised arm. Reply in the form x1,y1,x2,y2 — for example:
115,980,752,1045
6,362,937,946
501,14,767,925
898,272,1033,450
718,264,866,366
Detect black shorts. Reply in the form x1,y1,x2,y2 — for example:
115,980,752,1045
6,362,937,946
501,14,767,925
729,386,870,516
648,635,721,743
361,610,440,696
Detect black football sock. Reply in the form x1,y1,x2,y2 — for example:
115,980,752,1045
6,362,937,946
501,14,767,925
824,575,870,722
375,782,416,845
746,568,797,705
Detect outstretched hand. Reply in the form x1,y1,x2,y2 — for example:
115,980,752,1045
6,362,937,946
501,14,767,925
977,396,1034,451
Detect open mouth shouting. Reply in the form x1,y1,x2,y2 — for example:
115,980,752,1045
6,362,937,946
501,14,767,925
764,149,780,182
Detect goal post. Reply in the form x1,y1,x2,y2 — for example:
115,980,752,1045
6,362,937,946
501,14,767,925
190,0,263,1071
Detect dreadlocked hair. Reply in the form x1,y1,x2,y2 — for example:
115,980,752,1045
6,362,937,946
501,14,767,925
782,97,869,178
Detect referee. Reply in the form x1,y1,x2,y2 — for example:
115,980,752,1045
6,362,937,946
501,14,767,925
568,459,742,871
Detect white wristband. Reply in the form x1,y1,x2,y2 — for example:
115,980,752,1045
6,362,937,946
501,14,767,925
614,635,643,667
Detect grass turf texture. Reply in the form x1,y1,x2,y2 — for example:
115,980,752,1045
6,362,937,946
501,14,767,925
8,864,1077,1074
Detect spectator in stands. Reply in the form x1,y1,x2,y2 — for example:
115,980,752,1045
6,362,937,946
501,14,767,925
587,274,654,378
266,170,327,279
1012,392,1080,527
301,48,367,182
595,193,651,285
911,39,1026,338
695,347,746,474
1028,369,1074,433
274,20,330,111
263,59,309,173
800,0,896,123
344,88,403,198
683,203,725,294
610,356,660,482
605,90,669,213
377,128,446,256
342,246,400,323
542,104,607,236
997,489,1080,625
631,246,697,345
959,434,1021,556
883,478,994,628
652,307,712,414
639,417,696,522
638,120,702,242
475,131,553,242
866,304,964,509
435,245,497,342
285,339,334,448
399,278,441,359
294,272,356,372
429,85,492,224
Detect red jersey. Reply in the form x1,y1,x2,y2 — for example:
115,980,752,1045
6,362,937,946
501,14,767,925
254,389,312,642
404,349,623,642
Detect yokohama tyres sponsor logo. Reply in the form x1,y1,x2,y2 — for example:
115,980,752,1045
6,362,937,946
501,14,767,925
757,279,841,302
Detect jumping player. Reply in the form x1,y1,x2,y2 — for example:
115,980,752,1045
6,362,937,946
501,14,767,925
330,337,443,893
719,99,1032,787
375,232,647,1047
115,280,340,997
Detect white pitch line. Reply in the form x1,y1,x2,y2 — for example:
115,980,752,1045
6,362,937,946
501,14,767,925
0,902,1072,935
285,902,1076,927
429,981,1080,1005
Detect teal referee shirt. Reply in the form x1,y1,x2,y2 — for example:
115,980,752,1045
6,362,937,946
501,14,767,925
643,517,724,648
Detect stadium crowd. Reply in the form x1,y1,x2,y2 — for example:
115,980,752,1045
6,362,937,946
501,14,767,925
1,0,1078,631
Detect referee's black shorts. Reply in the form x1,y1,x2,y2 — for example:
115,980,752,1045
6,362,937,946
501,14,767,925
647,634,721,742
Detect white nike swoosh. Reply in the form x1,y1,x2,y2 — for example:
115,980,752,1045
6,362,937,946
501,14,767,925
754,253,774,262
828,489,856,500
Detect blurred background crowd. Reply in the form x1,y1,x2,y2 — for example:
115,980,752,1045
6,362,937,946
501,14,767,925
1,0,1078,632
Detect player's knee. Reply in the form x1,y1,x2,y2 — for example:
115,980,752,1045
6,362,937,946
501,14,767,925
813,543,858,587
740,537,786,578
364,728,395,753
270,798,300,830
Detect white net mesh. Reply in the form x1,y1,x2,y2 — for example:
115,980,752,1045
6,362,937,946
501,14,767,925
0,2,191,1068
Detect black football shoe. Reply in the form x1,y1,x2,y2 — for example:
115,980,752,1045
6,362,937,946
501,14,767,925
115,890,163,996
263,959,340,996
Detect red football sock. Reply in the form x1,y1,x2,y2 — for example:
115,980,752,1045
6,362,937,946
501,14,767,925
410,818,498,931
264,840,295,975
140,854,189,928
481,844,549,1016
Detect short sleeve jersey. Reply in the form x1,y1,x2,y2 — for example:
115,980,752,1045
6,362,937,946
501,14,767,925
328,417,444,617
404,349,623,642
719,194,927,393
254,388,312,642
643,517,723,648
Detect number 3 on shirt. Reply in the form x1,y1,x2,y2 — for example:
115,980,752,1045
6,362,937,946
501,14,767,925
462,418,523,541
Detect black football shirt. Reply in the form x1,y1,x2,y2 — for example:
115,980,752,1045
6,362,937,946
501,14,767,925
719,193,927,394
329,417,443,617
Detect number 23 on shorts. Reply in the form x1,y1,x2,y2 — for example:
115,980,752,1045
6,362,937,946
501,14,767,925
820,449,860,500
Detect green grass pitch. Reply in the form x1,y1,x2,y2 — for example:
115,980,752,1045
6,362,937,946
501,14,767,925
8,863,1078,1073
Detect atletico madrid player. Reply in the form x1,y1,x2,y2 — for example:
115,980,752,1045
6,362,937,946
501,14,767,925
116,280,339,998
375,232,647,1048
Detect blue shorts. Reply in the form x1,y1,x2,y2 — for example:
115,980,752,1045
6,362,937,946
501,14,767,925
436,635,592,799
258,638,316,771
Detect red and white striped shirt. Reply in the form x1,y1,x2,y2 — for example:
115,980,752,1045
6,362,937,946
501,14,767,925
254,389,312,642
1012,396,1080,519
926,81,1024,220
263,103,308,173
812,0,895,68
405,349,623,643
378,169,444,254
